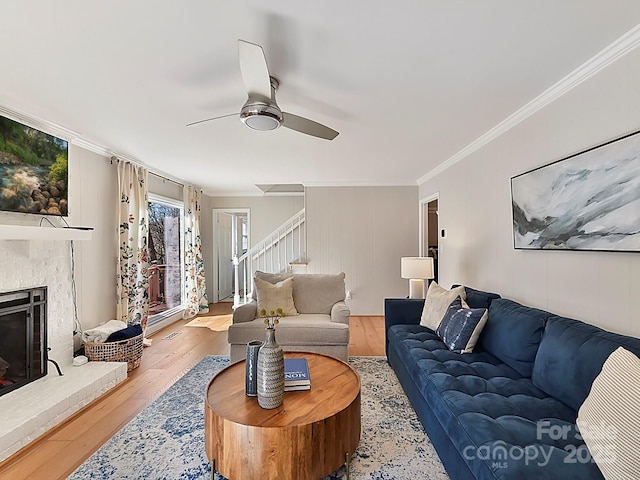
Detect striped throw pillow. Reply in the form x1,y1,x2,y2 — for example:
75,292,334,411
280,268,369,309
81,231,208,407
576,347,640,479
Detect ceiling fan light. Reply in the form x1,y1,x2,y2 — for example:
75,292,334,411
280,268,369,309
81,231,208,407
242,113,281,131
240,101,283,131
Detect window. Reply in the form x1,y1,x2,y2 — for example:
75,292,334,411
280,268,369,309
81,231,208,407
241,214,248,254
148,194,184,323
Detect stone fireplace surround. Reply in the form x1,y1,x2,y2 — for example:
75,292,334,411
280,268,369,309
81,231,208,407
0,237,126,462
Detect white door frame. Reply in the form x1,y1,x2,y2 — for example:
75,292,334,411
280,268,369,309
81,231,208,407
419,193,438,256
212,208,251,303
419,193,439,283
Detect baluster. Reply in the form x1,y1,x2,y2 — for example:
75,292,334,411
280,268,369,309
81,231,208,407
269,235,277,273
233,255,240,307
298,221,302,262
244,258,248,303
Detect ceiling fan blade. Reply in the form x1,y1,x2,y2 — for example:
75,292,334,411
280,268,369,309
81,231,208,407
282,112,339,140
186,112,238,127
238,40,272,100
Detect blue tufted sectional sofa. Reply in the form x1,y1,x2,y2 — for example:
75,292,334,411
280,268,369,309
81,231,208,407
385,286,640,480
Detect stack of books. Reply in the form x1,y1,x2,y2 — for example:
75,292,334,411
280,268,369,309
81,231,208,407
284,358,311,391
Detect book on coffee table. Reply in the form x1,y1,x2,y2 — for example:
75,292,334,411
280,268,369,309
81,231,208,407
284,384,311,391
284,358,310,391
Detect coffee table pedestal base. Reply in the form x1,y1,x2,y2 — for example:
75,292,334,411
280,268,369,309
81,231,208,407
205,390,360,480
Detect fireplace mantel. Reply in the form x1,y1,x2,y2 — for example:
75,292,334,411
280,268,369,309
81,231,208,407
0,225,93,241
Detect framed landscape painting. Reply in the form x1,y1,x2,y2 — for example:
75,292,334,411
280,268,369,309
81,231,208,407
511,130,640,252
0,114,69,216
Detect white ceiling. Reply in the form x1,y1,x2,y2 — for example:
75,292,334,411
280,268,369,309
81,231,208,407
1,1,639,196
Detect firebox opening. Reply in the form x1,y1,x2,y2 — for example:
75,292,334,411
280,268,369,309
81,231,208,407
0,287,47,397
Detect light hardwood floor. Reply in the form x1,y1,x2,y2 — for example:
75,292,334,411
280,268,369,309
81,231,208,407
0,304,385,480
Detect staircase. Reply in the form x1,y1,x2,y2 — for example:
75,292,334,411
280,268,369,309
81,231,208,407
233,209,306,307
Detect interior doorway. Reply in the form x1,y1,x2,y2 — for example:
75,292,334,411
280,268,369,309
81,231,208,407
420,195,439,283
213,209,250,303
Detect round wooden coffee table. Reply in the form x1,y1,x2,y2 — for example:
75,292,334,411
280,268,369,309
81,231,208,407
205,352,361,480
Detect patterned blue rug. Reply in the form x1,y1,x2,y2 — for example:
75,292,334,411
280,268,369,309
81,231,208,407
68,356,447,480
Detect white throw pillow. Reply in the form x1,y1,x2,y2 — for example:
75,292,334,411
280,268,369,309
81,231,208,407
254,277,298,316
576,347,640,479
420,282,467,331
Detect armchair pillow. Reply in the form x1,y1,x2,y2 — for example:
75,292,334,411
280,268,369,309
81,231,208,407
420,281,467,331
254,277,298,316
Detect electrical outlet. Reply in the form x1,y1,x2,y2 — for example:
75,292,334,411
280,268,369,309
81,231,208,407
345,290,352,300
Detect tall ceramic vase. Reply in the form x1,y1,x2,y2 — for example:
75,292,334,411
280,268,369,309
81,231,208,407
256,327,284,409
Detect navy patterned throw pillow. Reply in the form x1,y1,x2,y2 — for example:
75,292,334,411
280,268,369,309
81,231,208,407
436,296,488,353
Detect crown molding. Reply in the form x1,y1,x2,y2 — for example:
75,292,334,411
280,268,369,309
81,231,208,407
303,181,417,188
204,181,419,198
0,104,81,141
205,190,265,197
417,24,640,185
70,139,189,187
70,137,139,165
70,136,113,156
0,103,190,188
0,102,140,166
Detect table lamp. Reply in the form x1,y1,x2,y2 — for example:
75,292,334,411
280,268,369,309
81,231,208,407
401,257,434,299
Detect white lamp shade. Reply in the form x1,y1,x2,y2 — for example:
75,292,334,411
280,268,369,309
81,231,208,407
401,257,434,280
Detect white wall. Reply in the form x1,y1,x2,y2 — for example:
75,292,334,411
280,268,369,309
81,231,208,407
419,46,640,337
305,186,418,315
207,195,305,247
72,147,118,334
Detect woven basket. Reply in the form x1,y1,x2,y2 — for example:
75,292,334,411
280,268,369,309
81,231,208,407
85,333,144,372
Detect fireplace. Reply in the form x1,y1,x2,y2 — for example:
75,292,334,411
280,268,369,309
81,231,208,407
0,287,47,397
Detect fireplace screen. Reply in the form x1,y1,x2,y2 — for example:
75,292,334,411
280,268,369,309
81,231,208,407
0,287,47,397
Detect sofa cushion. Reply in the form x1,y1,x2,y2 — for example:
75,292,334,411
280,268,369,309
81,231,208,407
462,285,501,310
436,297,488,353
532,315,640,411
451,285,501,309
254,277,298,316
478,298,551,377
254,271,346,315
291,273,346,314
228,315,349,346
420,282,467,330
577,347,640,479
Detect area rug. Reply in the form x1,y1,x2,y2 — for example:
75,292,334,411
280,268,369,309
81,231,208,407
68,356,448,480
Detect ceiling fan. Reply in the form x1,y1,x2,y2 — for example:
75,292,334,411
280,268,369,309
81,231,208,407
187,40,339,141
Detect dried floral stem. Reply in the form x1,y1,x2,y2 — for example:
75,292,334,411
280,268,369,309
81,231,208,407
259,307,286,329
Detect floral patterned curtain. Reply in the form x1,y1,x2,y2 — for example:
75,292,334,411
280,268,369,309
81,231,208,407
183,185,209,318
116,160,150,331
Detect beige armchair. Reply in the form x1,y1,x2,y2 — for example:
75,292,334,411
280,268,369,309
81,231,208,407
227,271,350,363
